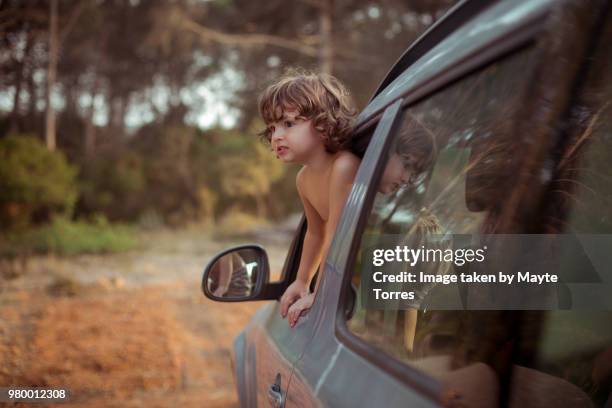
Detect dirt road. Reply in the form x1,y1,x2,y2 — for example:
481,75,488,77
0,228,292,407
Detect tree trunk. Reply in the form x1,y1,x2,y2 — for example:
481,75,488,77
84,74,101,156
84,95,96,156
319,0,334,75
9,31,33,134
9,70,24,134
45,0,59,150
107,94,127,140
27,69,37,122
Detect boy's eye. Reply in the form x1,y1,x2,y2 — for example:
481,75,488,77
284,120,293,128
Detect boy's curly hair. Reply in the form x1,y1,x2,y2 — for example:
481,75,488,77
258,69,357,153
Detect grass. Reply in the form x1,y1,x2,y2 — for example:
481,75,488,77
1,216,139,257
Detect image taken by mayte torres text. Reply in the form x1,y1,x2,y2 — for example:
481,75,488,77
360,235,612,311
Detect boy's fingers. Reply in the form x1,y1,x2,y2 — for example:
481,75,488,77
288,310,294,326
280,293,296,318
281,298,289,318
280,293,292,316
291,311,298,327
289,306,299,327
292,312,299,327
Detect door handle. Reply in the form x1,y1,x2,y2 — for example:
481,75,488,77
267,372,284,408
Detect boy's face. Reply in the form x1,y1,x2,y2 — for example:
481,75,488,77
268,109,324,164
379,153,411,195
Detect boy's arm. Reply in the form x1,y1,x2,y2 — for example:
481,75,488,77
213,255,233,297
280,169,326,318
287,153,359,326
313,153,360,294
296,169,326,284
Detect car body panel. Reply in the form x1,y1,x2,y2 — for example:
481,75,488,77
292,264,441,408
232,332,249,406
236,304,297,408
234,301,329,408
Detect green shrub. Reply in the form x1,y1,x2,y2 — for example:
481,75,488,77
77,150,146,221
0,135,77,229
0,216,138,257
126,125,202,225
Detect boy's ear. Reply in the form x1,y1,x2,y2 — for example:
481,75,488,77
314,123,328,138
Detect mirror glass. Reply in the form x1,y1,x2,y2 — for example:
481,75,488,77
206,248,260,299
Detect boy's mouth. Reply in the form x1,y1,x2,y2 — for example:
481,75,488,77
276,146,289,156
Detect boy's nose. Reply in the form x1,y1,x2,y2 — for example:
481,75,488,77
271,128,284,142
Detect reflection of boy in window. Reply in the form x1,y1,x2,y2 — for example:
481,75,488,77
376,119,444,352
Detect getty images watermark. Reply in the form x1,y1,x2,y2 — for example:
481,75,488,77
360,234,612,310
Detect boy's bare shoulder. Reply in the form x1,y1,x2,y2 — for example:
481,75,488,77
331,151,360,181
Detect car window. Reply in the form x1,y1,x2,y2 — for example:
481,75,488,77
343,2,609,406
346,42,544,392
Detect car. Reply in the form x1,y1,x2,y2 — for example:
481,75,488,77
201,0,612,406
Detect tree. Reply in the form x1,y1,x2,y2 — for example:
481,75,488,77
44,0,58,150
219,141,285,218
0,134,77,229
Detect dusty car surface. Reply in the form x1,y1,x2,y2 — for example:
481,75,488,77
202,0,612,406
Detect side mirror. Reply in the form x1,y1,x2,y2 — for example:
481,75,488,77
202,244,270,302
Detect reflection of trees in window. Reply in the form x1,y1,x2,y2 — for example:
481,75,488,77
387,48,540,236
544,27,612,235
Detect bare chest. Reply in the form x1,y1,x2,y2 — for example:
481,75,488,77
302,177,331,222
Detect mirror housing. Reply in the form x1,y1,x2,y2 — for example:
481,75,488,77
201,244,283,302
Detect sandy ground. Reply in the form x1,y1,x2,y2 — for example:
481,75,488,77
0,226,294,407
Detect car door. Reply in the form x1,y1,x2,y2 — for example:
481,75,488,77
236,219,321,408
281,0,610,407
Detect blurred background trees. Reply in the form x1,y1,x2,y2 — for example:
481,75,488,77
0,0,454,252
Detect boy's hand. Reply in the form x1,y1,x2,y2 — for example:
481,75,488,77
287,293,315,328
280,280,309,318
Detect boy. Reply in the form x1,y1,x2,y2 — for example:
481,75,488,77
258,70,358,327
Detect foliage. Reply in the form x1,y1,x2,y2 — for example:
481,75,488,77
193,125,287,221
0,135,77,229
131,124,201,225
72,123,293,226
77,149,146,221
0,0,453,228
218,136,285,217
0,215,138,258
